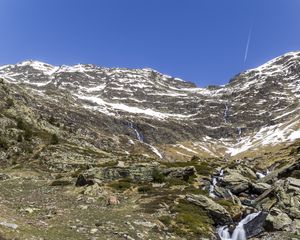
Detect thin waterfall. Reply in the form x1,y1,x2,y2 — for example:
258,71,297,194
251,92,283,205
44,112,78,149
224,104,229,123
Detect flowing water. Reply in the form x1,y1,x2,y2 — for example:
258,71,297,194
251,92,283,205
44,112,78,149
128,122,144,142
217,211,261,240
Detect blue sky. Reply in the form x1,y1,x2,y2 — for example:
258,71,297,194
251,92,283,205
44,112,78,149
0,0,299,86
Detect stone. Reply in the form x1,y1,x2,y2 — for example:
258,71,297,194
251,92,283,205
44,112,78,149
0,221,18,229
260,198,277,211
75,174,94,187
163,166,196,181
288,207,300,219
0,173,10,181
84,184,103,197
90,228,98,234
107,195,119,205
287,177,300,188
250,182,271,194
221,169,250,194
290,219,300,235
265,208,292,231
185,194,232,225
231,182,250,194
244,211,268,238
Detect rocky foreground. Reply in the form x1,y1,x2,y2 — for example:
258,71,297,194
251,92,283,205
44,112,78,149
0,53,300,239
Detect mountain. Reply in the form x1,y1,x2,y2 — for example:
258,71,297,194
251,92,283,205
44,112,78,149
1,52,300,160
0,52,300,240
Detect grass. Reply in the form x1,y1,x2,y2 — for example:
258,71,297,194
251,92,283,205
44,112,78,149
170,199,213,238
108,178,132,191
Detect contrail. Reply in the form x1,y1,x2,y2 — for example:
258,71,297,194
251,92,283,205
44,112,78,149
244,26,253,63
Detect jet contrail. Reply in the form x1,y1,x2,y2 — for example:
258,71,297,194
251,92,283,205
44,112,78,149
244,26,253,63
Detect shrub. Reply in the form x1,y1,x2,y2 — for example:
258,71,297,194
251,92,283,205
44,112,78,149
50,134,59,145
152,168,165,183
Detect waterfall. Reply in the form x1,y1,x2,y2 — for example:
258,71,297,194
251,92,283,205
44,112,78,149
209,177,217,198
128,122,144,142
256,172,266,179
218,226,230,239
237,127,242,140
209,169,223,198
127,121,162,159
224,104,229,123
256,169,270,179
217,211,261,240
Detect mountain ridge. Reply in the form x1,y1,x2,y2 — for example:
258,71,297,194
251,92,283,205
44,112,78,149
0,51,300,160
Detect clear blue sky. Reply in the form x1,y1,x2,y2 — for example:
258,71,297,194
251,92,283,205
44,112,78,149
0,0,299,86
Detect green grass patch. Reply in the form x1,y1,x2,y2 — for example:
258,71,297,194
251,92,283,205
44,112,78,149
108,178,132,191
171,199,213,238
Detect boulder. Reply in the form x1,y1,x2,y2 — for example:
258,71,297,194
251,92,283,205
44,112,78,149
265,208,292,231
221,169,250,194
250,182,271,194
107,195,119,205
75,174,94,187
289,207,300,219
163,166,196,181
287,177,300,189
244,211,268,238
185,194,232,225
290,219,300,235
260,198,277,211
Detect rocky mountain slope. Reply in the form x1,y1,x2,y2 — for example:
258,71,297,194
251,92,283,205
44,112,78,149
0,52,299,240
1,52,300,161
